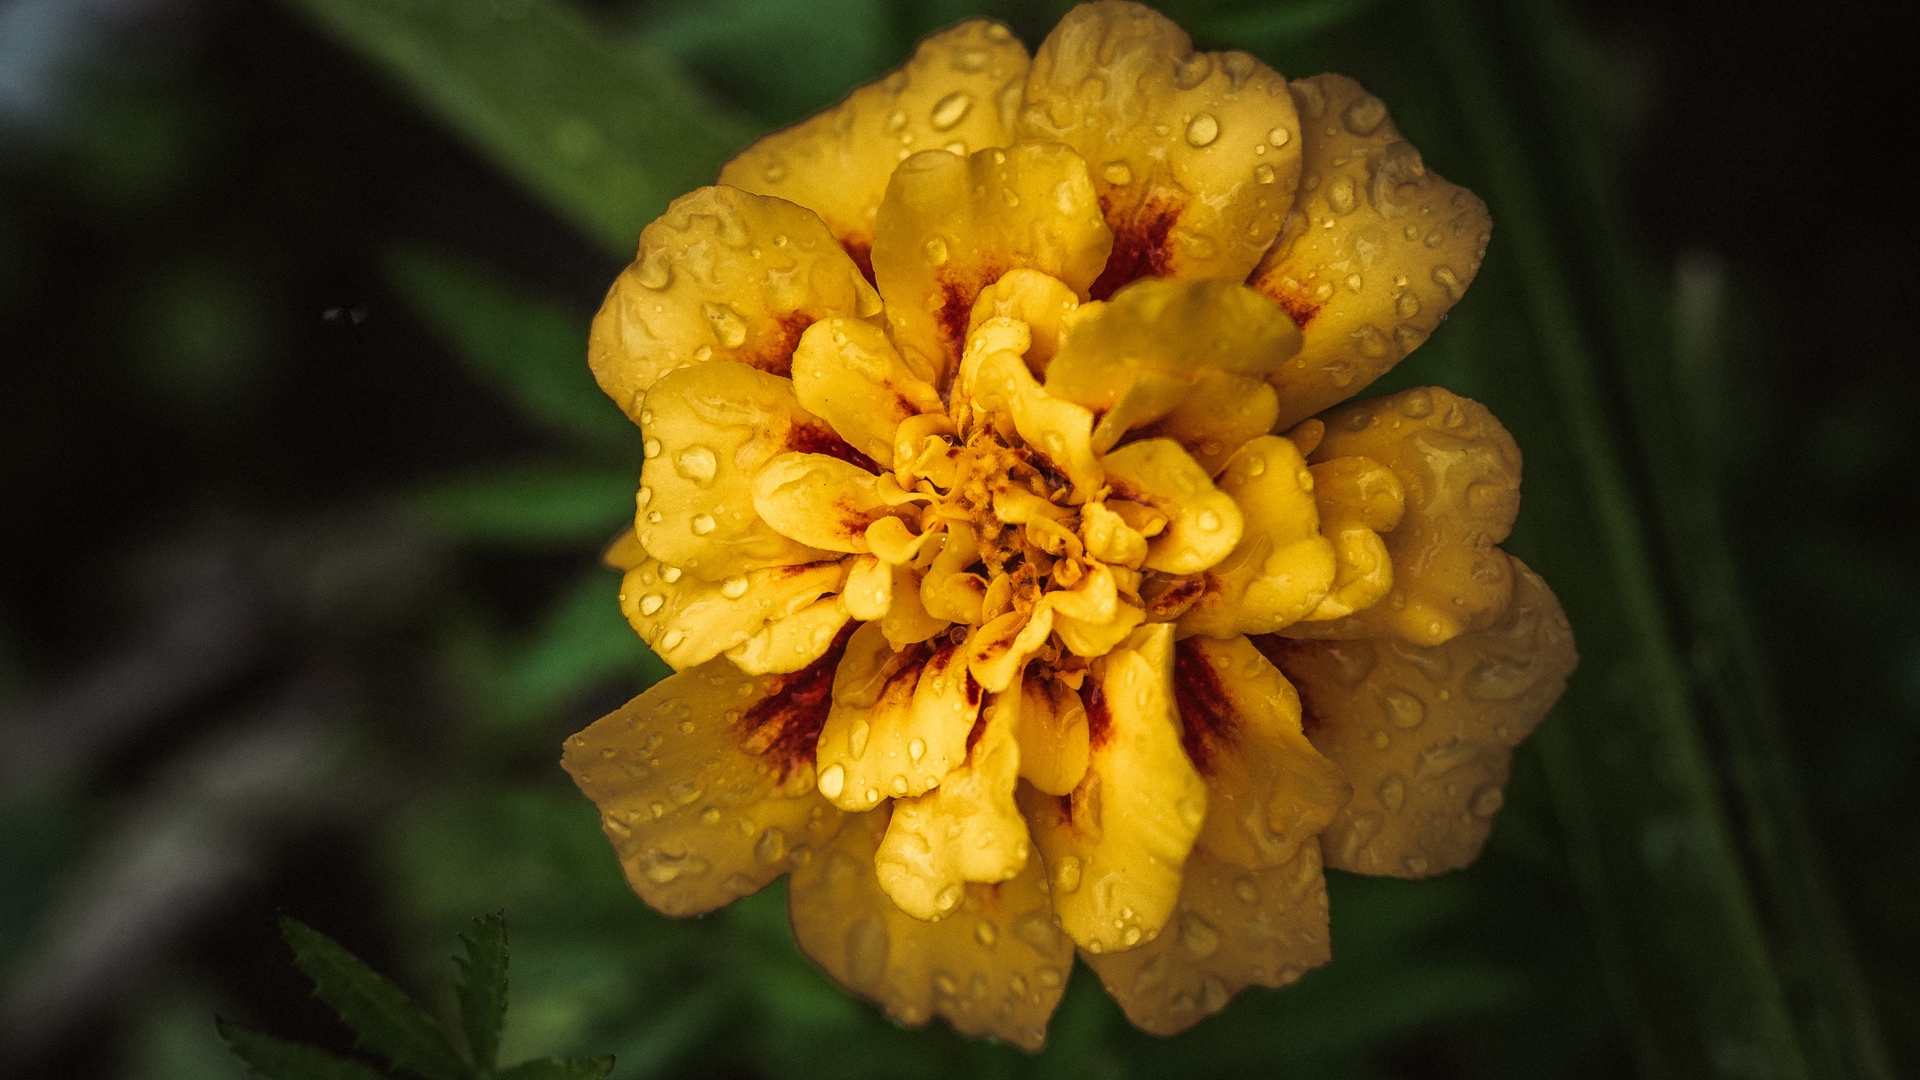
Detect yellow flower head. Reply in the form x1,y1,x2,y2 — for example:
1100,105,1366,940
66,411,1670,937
565,1,1576,1046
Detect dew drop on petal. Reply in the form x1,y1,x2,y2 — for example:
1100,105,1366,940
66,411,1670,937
818,763,846,798
1185,113,1220,147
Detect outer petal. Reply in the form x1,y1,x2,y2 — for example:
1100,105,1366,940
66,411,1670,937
1082,842,1330,1035
1045,278,1300,453
1297,455,1404,622
637,361,866,581
1252,75,1493,431
561,648,847,917
872,143,1112,384
815,624,983,811
1173,636,1350,869
1022,624,1207,953
1257,559,1576,877
751,451,893,553
590,187,881,420
1013,673,1090,797
619,556,845,672
791,317,943,464
718,20,1031,276
1019,1,1304,295
788,807,1074,1050
1101,439,1243,576
1178,436,1336,638
875,690,1030,920
1289,387,1521,646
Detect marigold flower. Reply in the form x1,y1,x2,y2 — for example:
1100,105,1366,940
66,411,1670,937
563,1,1576,1046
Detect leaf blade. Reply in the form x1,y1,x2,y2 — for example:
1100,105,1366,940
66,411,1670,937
495,1058,616,1080
454,913,509,1072
218,1020,393,1080
280,917,473,1080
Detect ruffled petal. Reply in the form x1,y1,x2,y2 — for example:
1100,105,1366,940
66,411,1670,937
590,187,880,420
1173,636,1350,869
816,623,983,811
791,317,943,464
1252,75,1493,431
1294,453,1404,622
788,806,1074,1050
1289,387,1521,646
637,361,868,581
751,451,892,553
718,20,1031,276
1019,1,1304,295
1100,439,1243,576
1044,278,1300,453
873,142,1113,384
875,690,1029,919
1012,673,1090,796
619,555,845,672
1021,624,1207,953
1257,559,1575,877
1082,841,1330,1035
561,647,847,917
1179,435,1337,638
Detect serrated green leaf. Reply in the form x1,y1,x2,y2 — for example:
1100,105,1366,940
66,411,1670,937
217,1020,391,1080
385,248,629,447
279,918,473,1080
411,463,634,546
494,1057,615,1080
455,913,509,1071
279,0,754,254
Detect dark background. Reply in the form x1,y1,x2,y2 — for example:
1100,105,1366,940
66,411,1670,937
1,0,1915,1077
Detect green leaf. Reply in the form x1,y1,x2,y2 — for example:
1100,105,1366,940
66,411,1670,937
384,248,630,448
494,1058,615,1080
410,463,634,546
217,1020,391,1080
279,0,754,255
486,568,668,728
454,913,509,1071
279,918,473,1080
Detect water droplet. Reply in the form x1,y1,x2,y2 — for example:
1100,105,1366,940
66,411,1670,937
667,780,703,806
975,920,998,946
1254,163,1275,185
922,237,949,266
1343,94,1387,136
643,438,662,458
819,762,846,798
636,250,671,289
636,485,653,507
719,576,749,601
1378,773,1406,812
691,513,717,535
850,720,870,759
1432,265,1465,299
1100,160,1133,185
702,301,749,348
1397,291,1421,318
1197,510,1222,531
1469,785,1505,817
930,91,973,131
640,848,709,884
1378,687,1426,728
1232,877,1260,905
762,160,786,183
660,628,685,651
675,445,718,484
1179,912,1220,959
756,826,788,863
890,775,908,796
1415,740,1476,778
661,566,682,583
1185,113,1220,147
1328,177,1356,215
1174,53,1212,89
908,737,926,762
1036,966,1063,987
699,807,721,825
1053,856,1083,893
954,47,990,73
1001,187,1020,207
1403,853,1430,875
1268,126,1292,147
639,593,664,616
935,883,964,912
885,110,907,133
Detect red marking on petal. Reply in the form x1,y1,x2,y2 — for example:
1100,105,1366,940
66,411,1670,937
1172,638,1238,777
1252,279,1321,331
787,421,881,474
936,262,1005,359
746,311,814,379
1090,195,1179,301
739,623,855,781
841,236,876,287
1083,678,1113,751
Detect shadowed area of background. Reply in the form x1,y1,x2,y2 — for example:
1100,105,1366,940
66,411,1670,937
1,0,1914,1078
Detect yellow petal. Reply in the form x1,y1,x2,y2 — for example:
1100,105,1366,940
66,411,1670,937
1257,559,1576,877
966,268,1082,375
1172,636,1349,868
788,806,1074,1050
590,187,880,420
1101,439,1243,576
725,594,855,675
1297,455,1404,621
1021,624,1207,953
1292,387,1521,646
619,556,845,672
1045,278,1301,453
718,20,1031,279
966,347,1104,500
561,647,847,917
842,554,893,621
1013,674,1090,796
638,361,872,580
1178,435,1337,637
881,563,951,644
751,451,892,554
1019,1,1304,295
790,317,943,465
875,692,1029,919
1082,841,1330,1035
816,624,983,811
1136,370,1281,476
1252,75,1493,431
602,527,648,572
873,142,1112,384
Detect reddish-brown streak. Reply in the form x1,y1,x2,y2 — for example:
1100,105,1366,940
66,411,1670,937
739,623,857,780
1254,280,1322,331
748,311,815,379
1083,678,1113,750
1090,195,1179,301
936,264,1003,357
841,236,876,287
787,422,882,474
1172,638,1239,777
1246,634,1324,737
1148,577,1205,619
